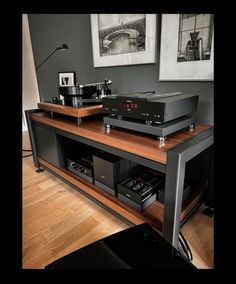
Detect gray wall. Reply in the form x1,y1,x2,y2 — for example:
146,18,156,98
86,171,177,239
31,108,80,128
28,14,214,125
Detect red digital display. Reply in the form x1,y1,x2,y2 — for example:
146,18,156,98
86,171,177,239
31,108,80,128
122,103,138,109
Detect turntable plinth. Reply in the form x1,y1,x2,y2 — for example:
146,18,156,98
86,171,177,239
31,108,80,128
37,102,102,118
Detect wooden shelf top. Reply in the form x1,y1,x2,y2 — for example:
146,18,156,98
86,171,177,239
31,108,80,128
31,112,212,165
38,102,102,118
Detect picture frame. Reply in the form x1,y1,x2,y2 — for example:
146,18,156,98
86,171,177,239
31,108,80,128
90,14,157,67
58,72,76,87
159,14,214,81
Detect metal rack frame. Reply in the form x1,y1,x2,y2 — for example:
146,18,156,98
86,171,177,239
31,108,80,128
25,109,214,249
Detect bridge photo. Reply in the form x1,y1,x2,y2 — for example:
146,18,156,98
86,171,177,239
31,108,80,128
97,14,146,56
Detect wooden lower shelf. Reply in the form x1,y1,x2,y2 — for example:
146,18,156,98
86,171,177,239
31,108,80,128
38,158,203,231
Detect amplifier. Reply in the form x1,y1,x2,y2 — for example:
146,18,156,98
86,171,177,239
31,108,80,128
93,151,138,196
117,169,165,211
67,157,94,183
102,92,198,124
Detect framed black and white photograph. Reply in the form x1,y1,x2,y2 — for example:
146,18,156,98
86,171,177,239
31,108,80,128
159,14,214,81
90,14,156,67
58,72,76,86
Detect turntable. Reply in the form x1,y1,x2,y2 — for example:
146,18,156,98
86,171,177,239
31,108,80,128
59,79,112,108
37,79,112,123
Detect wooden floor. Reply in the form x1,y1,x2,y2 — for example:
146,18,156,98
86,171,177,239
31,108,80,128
22,131,214,269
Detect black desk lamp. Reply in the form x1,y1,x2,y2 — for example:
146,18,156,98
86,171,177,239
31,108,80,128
36,43,69,70
23,45,69,159
35,43,69,102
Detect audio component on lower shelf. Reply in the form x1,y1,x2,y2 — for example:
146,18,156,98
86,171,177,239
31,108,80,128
117,169,165,211
93,151,138,196
67,157,94,183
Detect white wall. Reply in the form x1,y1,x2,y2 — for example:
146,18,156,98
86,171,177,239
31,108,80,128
22,14,40,132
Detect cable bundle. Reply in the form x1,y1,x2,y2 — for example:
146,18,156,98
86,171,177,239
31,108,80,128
178,231,193,262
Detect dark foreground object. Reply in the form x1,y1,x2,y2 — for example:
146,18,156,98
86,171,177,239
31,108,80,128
45,223,196,269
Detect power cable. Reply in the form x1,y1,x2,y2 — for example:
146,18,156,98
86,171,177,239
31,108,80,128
178,231,193,262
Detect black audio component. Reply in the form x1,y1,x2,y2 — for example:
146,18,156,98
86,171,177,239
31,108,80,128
118,194,157,212
102,92,198,124
117,169,165,211
67,157,94,183
45,223,196,269
93,151,138,196
157,182,192,204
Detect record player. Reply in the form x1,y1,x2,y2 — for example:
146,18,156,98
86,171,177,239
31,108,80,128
38,79,112,123
59,79,112,108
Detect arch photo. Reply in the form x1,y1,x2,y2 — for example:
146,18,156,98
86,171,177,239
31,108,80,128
90,14,157,67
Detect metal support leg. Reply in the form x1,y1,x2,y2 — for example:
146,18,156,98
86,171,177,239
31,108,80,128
163,151,185,249
157,136,166,147
188,124,195,132
35,167,45,173
25,109,41,168
203,207,214,217
105,124,111,133
77,117,82,124
50,111,54,118
162,128,214,248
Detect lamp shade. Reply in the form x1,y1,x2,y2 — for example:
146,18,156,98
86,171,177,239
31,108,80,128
57,44,69,50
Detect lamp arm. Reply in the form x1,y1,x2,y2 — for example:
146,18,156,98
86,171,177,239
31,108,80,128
36,48,58,70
